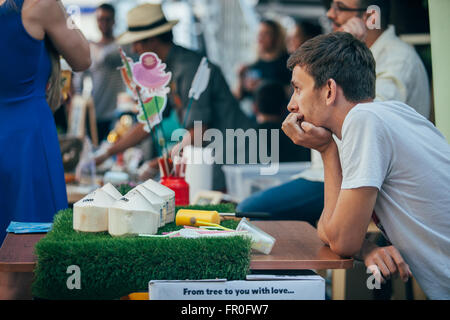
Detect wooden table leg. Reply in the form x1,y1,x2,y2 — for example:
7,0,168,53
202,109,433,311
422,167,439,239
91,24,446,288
332,269,346,300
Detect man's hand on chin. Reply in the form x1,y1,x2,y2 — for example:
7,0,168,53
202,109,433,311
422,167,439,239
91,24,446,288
282,113,333,153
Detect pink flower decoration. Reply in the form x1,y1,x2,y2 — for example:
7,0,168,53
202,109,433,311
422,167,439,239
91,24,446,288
132,52,171,91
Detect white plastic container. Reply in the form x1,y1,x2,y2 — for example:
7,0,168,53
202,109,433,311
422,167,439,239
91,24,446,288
108,188,160,236
184,146,214,203
236,218,276,255
141,179,176,224
103,171,129,185
222,162,311,202
73,183,122,232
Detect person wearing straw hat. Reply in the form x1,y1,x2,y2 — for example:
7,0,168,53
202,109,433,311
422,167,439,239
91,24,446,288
115,3,179,46
96,3,256,191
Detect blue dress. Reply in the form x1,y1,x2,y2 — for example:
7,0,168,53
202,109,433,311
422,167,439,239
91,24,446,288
0,0,68,242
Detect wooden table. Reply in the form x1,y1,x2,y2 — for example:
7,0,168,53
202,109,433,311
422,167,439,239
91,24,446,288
251,221,353,270
0,233,46,273
0,233,46,299
0,221,352,273
0,221,353,299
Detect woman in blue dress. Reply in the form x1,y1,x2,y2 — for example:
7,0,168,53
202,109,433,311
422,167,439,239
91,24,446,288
0,0,91,242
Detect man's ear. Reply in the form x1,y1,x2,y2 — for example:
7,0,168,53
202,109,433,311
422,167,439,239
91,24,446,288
325,78,337,107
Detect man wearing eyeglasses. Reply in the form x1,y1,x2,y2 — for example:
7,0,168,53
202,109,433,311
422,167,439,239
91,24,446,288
327,0,430,119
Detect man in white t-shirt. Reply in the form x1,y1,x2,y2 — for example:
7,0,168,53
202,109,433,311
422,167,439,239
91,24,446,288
282,32,450,299
237,0,432,224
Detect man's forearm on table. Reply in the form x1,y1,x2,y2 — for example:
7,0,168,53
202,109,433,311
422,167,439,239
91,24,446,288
317,141,343,244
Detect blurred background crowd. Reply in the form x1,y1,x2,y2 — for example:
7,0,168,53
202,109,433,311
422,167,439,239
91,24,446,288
56,0,433,187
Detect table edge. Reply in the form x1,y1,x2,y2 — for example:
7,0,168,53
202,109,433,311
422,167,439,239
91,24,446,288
250,258,354,270
0,262,36,273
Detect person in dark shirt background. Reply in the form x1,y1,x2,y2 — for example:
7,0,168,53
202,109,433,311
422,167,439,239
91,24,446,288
234,19,291,102
254,81,311,163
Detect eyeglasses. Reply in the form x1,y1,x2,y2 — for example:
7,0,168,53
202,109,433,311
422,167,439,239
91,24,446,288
330,1,367,13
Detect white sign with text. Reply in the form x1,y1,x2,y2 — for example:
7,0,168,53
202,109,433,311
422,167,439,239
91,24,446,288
149,275,325,300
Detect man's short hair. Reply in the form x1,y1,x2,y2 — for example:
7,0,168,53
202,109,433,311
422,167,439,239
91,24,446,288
287,32,376,103
98,3,115,17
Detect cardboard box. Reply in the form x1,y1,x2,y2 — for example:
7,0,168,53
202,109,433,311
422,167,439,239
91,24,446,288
149,275,325,300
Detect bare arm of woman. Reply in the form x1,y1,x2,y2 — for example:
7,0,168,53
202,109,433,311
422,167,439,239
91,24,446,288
22,0,91,71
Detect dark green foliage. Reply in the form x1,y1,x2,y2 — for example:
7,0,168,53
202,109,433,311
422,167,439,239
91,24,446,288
32,204,250,300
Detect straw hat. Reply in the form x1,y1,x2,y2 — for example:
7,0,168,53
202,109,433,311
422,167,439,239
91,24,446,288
117,4,178,45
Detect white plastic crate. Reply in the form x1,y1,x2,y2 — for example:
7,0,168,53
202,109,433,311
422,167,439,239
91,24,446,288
222,162,311,202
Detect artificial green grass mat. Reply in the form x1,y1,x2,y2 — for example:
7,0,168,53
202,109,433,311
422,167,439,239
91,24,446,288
32,204,251,300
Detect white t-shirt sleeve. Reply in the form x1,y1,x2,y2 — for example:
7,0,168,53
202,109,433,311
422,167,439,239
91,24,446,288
340,110,393,190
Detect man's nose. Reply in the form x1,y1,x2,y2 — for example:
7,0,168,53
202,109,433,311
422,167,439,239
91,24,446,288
327,5,336,20
287,97,298,113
